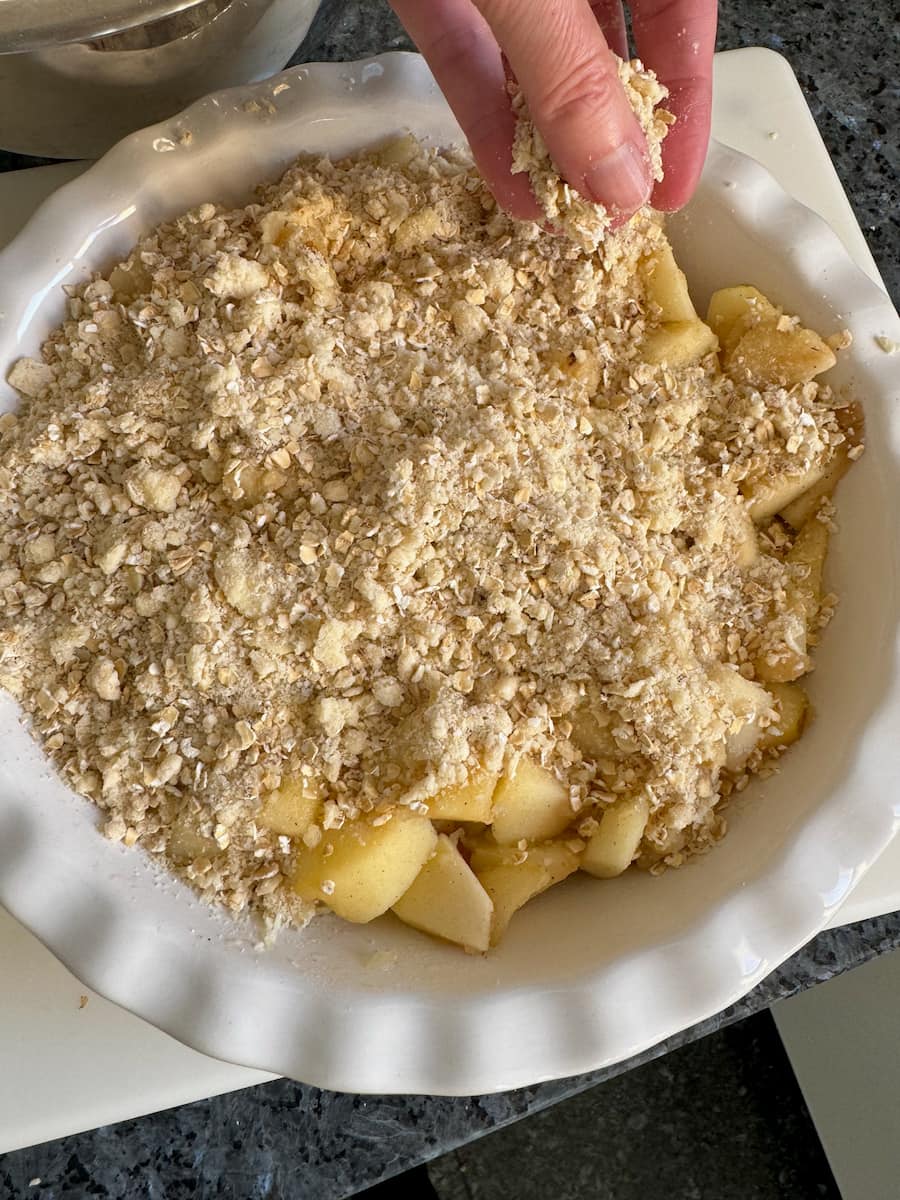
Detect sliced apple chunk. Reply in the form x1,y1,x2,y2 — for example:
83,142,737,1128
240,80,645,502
477,862,550,946
787,516,829,623
726,322,836,386
167,814,217,864
642,241,697,322
491,756,572,845
753,594,810,682
709,662,773,770
469,833,581,876
476,841,581,945
760,682,809,752
779,445,850,529
732,505,760,567
291,808,437,923
392,834,493,952
570,703,617,760
375,132,420,167
642,319,718,368
467,835,511,875
742,460,829,524
581,795,649,878
706,285,778,352
707,284,837,384
259,772,321,837
425,768,498,824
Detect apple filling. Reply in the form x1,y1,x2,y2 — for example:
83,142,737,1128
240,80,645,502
1,115,860,952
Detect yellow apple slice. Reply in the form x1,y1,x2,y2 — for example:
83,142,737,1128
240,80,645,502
706,285,778,351
727,322,836,386
291,809,437,923
581,795,649,878
780,403,862,529
742,460,830,524
708,662,773,770
642,319,719,368
570,703,618,760
787,516,829,623
642,241,697,322
760,682,809,752
425,768,499,824
491,757,572,845
259,772,321,837
780,443,852,528
476,841,581,945
167,814,217,864
392,834,493,952
733,507,760,566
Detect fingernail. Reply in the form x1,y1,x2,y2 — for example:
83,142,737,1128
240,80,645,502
582,141,651,216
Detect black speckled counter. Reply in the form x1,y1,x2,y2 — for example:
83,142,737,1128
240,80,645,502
1,2,897,1197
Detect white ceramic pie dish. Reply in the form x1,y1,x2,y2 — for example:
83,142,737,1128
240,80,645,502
1,53,898,1097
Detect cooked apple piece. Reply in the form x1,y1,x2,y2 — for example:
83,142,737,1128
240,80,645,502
240,464,287,505
781,403,862,527
167,814,218,864
787,516,829,623
392,834,492,952
476,862,550,946
581,795,650,878
467,834,513,875
759,682,809,752
642,241,697,322
726,322,836,386
375,132,420,167
742,460,829,524
708,662,773,770
733,507,760,566
466,832,578,876
780,444,851,528
476,841,581,945
259,772,321,837
291,808,437,923
425,768,498,824
706,285,778,351
753,606,810,683
642,319,719,368
570,703,617,760
530,841,583,879
491,756,573,845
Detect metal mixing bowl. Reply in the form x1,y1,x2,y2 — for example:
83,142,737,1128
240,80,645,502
0,0,321,157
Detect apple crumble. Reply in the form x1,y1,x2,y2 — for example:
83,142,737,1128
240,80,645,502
0,63,861,951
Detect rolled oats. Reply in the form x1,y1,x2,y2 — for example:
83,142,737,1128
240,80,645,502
0,89,851,932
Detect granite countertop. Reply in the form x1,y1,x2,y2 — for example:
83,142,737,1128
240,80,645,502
1,1,898,1196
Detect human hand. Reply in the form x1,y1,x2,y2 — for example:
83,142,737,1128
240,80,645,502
389,0,717,221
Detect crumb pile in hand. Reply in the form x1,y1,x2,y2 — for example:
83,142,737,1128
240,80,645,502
511,56,673,250
0,128,859,945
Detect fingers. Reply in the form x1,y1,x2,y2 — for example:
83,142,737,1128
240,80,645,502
388,0,542,219
631,0,717,210
588,0,628,60
392,0,708,219
473,0,652,218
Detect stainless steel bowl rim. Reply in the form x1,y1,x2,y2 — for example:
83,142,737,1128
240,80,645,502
0,0,214,53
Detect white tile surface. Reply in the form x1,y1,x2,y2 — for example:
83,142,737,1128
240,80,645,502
0,48,896,1153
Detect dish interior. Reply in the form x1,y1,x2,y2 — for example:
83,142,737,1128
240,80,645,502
0,56,897,1092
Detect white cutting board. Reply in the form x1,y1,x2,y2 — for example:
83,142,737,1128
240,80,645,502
1,48,897,1155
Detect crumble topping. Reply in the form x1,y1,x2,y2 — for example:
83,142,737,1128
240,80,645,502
0,120,851,928
511,56,673,249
